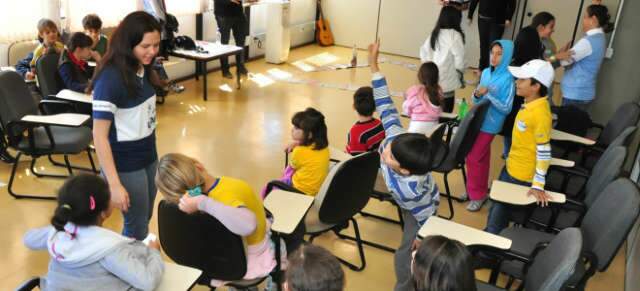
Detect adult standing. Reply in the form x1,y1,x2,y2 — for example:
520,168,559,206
468,0,517,71
555,4,614,112
420,6,466,113
90,11,163,240
214,0,251,79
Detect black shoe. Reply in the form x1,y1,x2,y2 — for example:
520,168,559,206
222,71,233,79
0,150,15,163
237,67,248,76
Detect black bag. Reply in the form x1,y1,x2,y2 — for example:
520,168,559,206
173,35,196,51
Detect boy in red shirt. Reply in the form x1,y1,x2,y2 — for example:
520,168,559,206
346,87,386,155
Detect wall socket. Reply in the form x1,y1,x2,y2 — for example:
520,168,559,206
606,47,614,59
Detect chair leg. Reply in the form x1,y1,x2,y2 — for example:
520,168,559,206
461,164,468,186
332,218,366,271
7,153,56,200
438,172,455,220
47,153,97,173
30,156,70,179
86,148,99,174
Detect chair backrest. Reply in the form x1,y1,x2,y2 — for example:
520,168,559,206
157,200,248,281
607,126,636,153
598,102,640,146
429,124,449,169
440,100,490,169
35,53,64,97
582,178,640,271
584,146,626,207
0,71,39,137
316,151,380,225
525,228,583,291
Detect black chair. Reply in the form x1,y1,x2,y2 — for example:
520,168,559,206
498,178,640,291
0,71,95,199
35,53,64,99
158,200,272,290
433,100,490,219
303,151,380,271
515,146,626,231
474,228,583,291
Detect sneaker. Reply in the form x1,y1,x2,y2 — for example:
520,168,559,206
466,198,487,212
458,192,469,201
169,83,185,93
222,71,233,79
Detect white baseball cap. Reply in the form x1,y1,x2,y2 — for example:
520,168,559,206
508,59,555,88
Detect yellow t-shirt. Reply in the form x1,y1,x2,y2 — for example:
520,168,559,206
290,145,330,196
30,41,65,67
506,97,552,189
206,176,267,246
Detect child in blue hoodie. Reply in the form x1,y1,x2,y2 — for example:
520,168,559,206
23,174,164,290
464,40,515,212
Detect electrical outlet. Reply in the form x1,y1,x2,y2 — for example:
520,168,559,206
606,47,614,59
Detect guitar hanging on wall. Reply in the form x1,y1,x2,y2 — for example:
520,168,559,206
316,0,335,46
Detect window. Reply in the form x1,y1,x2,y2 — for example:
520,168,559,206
0,0,57,43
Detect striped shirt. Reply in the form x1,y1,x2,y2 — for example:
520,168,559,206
372,73,440,226
346,118,386,155
506,97,552,190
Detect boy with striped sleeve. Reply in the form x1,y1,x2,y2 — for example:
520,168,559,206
485,59,555,234
368,41,440,291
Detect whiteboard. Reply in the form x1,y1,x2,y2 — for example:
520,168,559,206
322,0,380,49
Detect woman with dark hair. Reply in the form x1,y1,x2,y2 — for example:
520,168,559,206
420,5,466,113
90,11,163,240
412,235,477,291
555,4,615,111
531,12,557,63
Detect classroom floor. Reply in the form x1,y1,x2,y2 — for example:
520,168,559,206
0,44,625,291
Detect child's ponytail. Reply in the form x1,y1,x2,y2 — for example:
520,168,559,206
51,204,73,231
418,62,443,107
50,174,111,232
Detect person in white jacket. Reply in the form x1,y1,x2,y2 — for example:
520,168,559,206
420,5,466,113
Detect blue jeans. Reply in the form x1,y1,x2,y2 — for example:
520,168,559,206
562,98,592,112
117,160,158,240
502,136,512,159
485,167,530,234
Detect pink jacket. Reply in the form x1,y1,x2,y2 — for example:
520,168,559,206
402,85,442,122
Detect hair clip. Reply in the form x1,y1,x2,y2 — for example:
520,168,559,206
62,204,72,211
187,186,203,197
89,195,96,211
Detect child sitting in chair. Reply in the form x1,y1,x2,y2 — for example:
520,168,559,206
346,86,386,155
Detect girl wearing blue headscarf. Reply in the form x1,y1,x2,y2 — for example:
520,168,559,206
464,39,515,212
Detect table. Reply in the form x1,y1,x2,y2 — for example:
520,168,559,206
551,129,596,146
418,216,512,249
170,41,243,101
155,262,202,291
263,189,314,291
489,180,566,206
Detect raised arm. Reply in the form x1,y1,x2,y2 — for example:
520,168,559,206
369,41,405,139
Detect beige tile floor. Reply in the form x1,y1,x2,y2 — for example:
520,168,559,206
0,44,625,290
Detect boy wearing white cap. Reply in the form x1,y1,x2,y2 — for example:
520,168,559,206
485,59,555,234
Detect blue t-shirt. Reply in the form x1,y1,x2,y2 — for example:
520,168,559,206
92,65,157,172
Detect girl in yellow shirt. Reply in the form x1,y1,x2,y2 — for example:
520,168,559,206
155,153,276,287
264,108,330,197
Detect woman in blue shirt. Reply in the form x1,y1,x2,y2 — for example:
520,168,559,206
554,4,614,112
89,11,164,240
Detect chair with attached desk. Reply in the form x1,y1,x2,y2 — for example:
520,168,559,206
285,151,380,271
496,178,640,291
0,71,95,200
35,53,64,99
416,217,583,291
158,200,270,290
432,99,490,219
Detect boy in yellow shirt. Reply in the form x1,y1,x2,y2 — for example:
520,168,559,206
485,59,555,234
30,19,64,68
